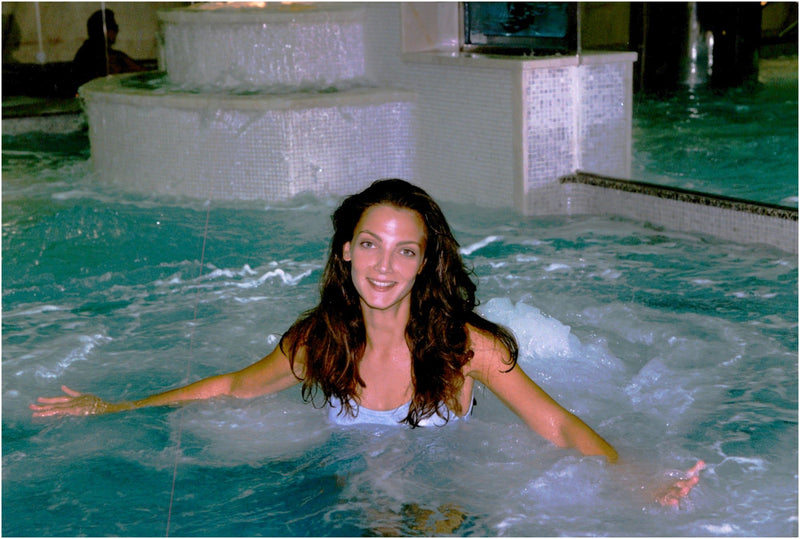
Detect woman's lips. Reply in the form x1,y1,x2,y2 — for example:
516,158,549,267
367,278,395,290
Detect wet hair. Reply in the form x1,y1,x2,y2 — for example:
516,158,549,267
281,179,518,426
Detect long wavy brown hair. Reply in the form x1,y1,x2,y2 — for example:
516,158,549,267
281,179,518,426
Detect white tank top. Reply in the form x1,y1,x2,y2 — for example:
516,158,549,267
327,393,474,427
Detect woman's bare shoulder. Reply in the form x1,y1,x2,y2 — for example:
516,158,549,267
464,323,512,376
465,322,509,349
276,333,308,377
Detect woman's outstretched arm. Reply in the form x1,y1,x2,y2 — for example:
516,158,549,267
464,325,704,506
30,345,303,418
464,326,618,462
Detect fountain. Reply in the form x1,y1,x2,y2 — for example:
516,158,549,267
79,2,415,200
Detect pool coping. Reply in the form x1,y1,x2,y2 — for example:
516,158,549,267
2,112,85,135
563,172,797,221
557,172,798,253
2,97,86,135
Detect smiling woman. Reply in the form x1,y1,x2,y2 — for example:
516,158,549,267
270,179,525,432
29,180,596,443
31,178,707,511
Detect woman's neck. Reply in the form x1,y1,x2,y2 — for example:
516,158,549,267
357,307,413,410
361,301,410,355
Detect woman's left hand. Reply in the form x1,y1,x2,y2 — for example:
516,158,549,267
652,460,705,507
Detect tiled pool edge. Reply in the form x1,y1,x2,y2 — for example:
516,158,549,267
557,172,798,253
2,113,86,135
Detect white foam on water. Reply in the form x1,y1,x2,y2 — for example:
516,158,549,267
34,333,113,380
702,523,740,534
6,305,64,318
459,235,502,256
479,298,625,380
481,298,582,360
165,394,332,466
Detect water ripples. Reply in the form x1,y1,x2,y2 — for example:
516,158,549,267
3,137,797,536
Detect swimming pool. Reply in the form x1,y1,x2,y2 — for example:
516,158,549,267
632,72,798,207
2,131,796,536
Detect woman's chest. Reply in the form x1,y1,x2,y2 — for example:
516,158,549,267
357,358,474,416
357,357,413,411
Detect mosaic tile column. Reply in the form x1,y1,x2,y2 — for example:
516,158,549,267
521,54,635,214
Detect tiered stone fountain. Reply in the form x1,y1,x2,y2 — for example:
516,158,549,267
79,2,415,200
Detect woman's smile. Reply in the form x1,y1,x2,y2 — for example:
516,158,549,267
367,278,396,290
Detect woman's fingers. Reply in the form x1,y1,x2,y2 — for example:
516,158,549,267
33,396,72,404
32,386,84,405
60,385,83,397
685,460,706,477
31,387,79,408
30,406,69,418
30,386,105,417
655,460,705,507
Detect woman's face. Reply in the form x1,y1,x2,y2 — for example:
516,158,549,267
343,204,427,315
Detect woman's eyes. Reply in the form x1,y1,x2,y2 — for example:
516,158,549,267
357,241,416,257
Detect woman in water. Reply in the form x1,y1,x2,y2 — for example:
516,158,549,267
31,179,701,505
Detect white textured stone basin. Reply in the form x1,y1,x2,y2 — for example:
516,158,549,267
80,73,415,200
158,2,366,90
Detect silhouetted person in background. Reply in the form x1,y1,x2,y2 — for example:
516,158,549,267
72,9,146,92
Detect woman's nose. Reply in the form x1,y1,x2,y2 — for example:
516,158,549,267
375,250,393,273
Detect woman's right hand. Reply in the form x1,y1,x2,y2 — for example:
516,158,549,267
30,385,123,417
29,347,301,419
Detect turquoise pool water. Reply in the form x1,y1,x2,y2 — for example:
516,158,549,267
2,129,796,536
632,77,798,207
